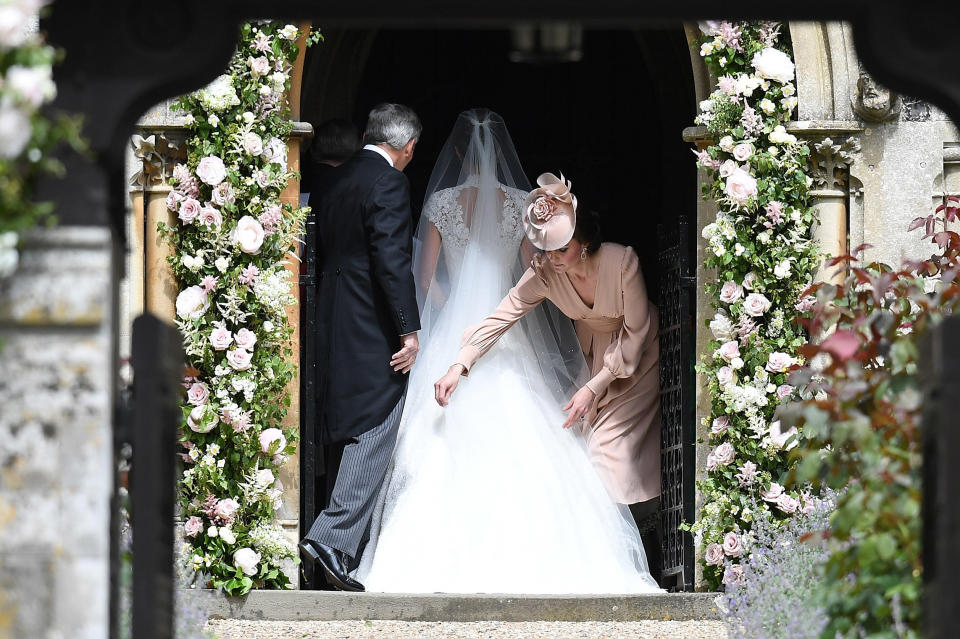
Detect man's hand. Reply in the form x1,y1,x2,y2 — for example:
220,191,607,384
562,386,597,429
434,364,464,406
391,332,419,374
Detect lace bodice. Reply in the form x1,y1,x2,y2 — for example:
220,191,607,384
423,183,527,252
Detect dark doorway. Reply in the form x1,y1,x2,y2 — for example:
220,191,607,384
300,25,698,589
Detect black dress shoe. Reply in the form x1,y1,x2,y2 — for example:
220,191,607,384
298,539,365,592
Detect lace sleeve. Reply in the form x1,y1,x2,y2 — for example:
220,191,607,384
499,186,528,246
424,188,469,247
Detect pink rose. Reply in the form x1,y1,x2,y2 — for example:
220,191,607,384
209,325,233,351
232,216,266,255
765,351,794,373
743,292,772,317
264,137,287,165
776,384,794,401
214,498,240,523
732,143,753,162
172,164,192,184
777,493,800,514
761,482,784,502
212,182,236,206
705,542,724,566
801,493,817,516
254,169,271,188
259,427,287,454
178,197,201,224
243,131,264,156
719,280,744,304
722,531,743,557
226,348,253,371
711,416,731,436
187,382,209,406
712,442,736,467
184,516,203,538
187,405,216,433
723,563,745,585
248,55,270,78
795,294,816,313
718,340,740,362
166,190,184,212
199,205,223,228
196,155,227,186
724,167,758,206
234,328,257,351
716,366,735,387
718,159,738,178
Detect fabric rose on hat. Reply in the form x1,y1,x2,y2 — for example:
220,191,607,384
522,172,578,251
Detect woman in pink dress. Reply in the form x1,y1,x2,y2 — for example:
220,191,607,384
434,173,662,578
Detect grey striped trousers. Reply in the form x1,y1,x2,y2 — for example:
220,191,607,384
305,393,405,559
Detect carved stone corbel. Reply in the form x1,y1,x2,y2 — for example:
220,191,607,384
130,132,187,189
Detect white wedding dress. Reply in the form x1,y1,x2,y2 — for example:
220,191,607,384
353,110,660,594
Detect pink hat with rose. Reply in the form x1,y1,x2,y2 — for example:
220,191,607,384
522,172,578,251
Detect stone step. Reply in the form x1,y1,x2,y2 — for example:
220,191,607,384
184,590,722,623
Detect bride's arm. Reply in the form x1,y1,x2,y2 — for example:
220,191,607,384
417,220,443,296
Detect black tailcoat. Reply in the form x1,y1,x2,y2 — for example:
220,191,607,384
309,149,420,444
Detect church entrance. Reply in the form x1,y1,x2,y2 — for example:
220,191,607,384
298,25,698,590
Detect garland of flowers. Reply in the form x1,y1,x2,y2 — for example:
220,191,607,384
162,21,320,595
688,20,820,590
0,0,84,279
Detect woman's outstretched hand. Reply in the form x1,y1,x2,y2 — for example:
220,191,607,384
434,364,464,406
562,386,597,429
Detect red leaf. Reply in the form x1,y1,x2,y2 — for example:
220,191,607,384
852,243,874,255
821,330,861,361
908,217,928,232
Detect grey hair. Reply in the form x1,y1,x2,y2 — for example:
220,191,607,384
363,103,422,150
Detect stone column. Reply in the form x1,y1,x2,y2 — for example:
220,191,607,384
0,227,113,639
804,135,861,284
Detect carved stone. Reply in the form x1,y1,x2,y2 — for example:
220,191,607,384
130,132,187,189
810,136,861,191
851,71,901,123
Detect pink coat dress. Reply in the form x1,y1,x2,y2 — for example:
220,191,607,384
455,243,661,504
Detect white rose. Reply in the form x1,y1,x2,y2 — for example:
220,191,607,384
187,405,217,433
718,159,738,178
719,280,744,304
233,548,261,576
243,131,263,156
757,230,773,244
263,320,275,332
209,325,233,351
176,285,210,319
724,168,758,206
259,428,287,454
226,348,253,371
774,260,792,279
716,366,735,387
215,257,230,273
0,99,32,159
768,125,798,145
769,419,799,450
207,525,219,538
0,2,39,48
256,468,275,487
697,21,722,36
776,493,800,514
752,47,795,83
242,111,256,124
279,24,299,40
196,155,227,186
718,136,735,153
234,328,258,351
701,222,717,240
718,340,740,363
730,357,744,370
232,216,265,255
219,527,236,545
248,55,270,78
765,351,795,373
742,271,759,290
709,313,735,341
732,143,753,162
263,137,287,166
761,482,784,502
6,65,56,108
743,292,772,317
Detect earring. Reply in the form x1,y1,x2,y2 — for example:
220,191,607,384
580,246,587,261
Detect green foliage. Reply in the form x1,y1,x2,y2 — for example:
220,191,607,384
781,202,959,638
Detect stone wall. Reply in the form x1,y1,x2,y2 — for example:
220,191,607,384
0,227,114,639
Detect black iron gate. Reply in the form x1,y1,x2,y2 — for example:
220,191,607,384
657,215,696,591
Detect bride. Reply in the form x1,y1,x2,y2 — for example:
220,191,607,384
353,108,660,593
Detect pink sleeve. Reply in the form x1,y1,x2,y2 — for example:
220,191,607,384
584,248,653,395
454,263,548,375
